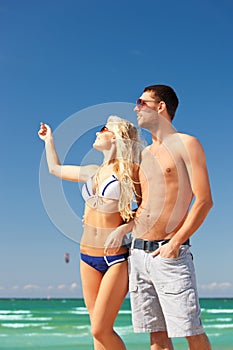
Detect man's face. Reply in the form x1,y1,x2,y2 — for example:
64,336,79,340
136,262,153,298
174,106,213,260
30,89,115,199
134,91,160,129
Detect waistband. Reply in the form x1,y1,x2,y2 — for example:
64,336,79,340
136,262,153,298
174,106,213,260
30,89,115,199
131,238,190,252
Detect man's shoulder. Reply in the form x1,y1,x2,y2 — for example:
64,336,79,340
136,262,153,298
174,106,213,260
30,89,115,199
176,132,205,160
177,132,200,146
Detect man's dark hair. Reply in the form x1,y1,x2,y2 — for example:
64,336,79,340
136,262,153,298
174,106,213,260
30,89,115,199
144,84,179,120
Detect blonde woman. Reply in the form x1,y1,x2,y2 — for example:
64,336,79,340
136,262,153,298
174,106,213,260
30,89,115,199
38,116,141,350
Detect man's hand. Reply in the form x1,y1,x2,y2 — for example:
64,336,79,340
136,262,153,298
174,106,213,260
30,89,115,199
151,240,181,258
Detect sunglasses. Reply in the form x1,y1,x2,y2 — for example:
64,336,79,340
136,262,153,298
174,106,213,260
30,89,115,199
99,125,111,133
136,98,159,107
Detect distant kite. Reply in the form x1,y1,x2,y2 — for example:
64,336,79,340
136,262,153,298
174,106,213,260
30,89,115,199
64,253,70,263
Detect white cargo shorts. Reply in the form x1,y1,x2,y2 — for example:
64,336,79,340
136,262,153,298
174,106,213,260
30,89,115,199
128,245,204,338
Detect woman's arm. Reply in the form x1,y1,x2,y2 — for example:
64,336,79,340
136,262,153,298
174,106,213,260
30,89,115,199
38,122,98,182
104,220,134,254
132,162,142,207
104,163,141,253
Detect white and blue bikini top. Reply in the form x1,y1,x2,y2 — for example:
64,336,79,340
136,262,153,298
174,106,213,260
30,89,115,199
82,174,120,202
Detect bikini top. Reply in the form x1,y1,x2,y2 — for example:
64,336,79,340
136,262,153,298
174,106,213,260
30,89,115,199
81,174,120,213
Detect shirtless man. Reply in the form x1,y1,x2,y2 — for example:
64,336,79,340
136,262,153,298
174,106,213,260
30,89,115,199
105,85,213,350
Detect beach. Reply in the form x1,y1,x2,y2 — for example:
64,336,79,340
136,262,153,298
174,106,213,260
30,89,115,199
0,298,233,350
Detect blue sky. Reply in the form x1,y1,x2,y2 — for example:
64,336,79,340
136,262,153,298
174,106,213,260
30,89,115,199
1,0,233,298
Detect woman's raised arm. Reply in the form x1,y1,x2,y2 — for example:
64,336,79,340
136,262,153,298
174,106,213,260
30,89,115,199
38,122,98,182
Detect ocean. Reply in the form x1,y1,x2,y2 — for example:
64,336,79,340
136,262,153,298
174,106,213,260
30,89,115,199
0,298,232,350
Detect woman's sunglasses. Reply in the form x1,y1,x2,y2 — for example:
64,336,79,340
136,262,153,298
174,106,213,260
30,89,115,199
99,126,110,133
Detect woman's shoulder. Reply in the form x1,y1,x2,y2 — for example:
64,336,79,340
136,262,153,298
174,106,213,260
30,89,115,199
80,164,99,182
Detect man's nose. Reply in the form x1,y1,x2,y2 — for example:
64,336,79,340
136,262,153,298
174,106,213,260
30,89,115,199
134,105,139,112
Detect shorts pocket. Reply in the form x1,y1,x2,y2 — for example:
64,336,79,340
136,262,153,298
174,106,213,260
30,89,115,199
159,245,189,264
162,276,192,295
160,276,198,316
129,275,138,292
128,266,138,293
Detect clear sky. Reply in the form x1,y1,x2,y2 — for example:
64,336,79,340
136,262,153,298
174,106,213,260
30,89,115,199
1,0,233,298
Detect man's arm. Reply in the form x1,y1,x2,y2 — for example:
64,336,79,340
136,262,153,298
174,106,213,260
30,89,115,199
153,136,213,257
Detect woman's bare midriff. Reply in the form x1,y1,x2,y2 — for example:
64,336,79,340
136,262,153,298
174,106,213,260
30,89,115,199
81,205,128,256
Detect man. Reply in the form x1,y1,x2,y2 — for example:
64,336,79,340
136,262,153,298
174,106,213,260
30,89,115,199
105,84,213,349
105,85,212,350
128,85,213,350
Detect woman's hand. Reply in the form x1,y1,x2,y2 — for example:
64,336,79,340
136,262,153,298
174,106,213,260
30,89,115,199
104,226,126,254
38,122,52,142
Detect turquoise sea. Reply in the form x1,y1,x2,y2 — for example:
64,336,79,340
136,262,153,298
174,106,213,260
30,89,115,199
0,298,232,350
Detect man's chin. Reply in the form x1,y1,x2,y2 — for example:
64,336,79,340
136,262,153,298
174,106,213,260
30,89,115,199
137,118,146,128
137,116,142,124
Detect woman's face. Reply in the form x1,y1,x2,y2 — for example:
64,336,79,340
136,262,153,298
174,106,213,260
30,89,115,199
93,125,116,151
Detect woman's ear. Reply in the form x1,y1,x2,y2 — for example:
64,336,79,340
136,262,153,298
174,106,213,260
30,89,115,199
111,135,116,144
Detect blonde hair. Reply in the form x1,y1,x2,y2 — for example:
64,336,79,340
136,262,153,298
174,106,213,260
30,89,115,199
97,115,142,221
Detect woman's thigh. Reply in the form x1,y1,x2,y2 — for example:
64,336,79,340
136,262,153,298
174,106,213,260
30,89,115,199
92,260,128,328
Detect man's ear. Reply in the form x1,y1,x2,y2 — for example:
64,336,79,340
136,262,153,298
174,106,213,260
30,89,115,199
158,101,166,113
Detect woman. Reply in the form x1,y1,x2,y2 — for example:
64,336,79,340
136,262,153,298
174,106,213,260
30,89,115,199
38,116,141,350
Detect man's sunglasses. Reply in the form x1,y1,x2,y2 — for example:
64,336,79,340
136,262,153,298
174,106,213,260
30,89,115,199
136,98,159,107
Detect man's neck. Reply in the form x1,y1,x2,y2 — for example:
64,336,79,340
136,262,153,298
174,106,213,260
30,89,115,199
150,118,176,145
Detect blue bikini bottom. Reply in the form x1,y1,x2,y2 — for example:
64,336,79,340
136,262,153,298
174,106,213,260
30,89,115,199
80,252,129,273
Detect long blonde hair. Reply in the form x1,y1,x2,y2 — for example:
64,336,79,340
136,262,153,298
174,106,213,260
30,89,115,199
97,115,142,222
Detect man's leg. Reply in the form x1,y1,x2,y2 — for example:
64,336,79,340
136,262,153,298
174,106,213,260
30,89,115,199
129,250,168,336
186,333,212,350
150,331,174,350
